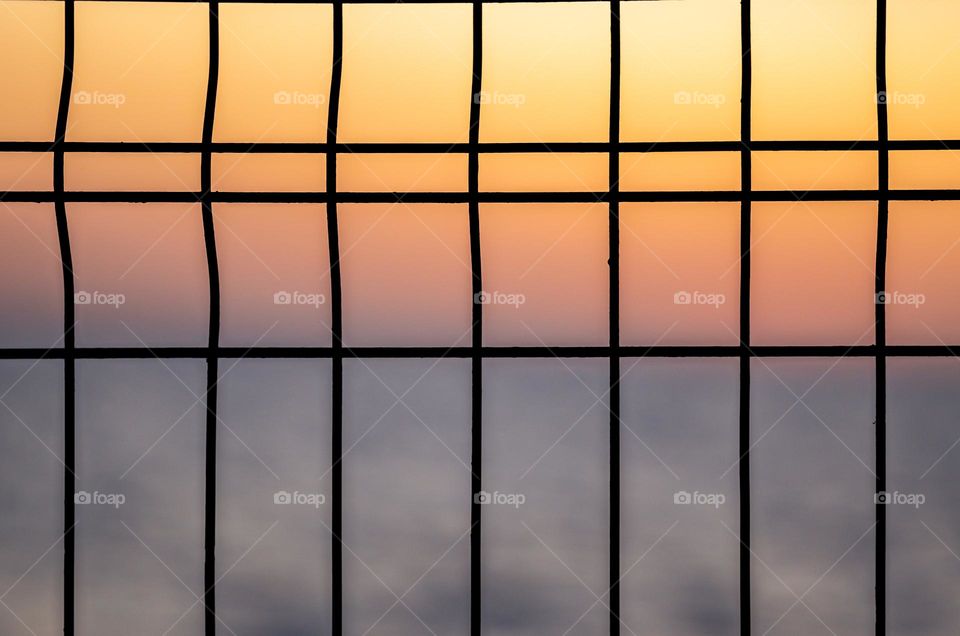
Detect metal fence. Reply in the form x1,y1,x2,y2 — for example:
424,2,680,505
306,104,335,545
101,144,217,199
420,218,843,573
1,0,950,633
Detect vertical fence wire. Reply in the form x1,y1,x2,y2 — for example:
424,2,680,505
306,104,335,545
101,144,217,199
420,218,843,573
874,0,889,632
608,0,622,633
54,1,77,633
200,2,222,633
325,2,345,634
739,0,753,633
468,0,484,634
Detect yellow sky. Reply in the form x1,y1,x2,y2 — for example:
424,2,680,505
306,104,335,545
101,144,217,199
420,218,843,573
2,0,960,347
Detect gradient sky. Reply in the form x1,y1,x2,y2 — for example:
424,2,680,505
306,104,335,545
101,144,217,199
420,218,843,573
3,1,960,635
3,0,960,347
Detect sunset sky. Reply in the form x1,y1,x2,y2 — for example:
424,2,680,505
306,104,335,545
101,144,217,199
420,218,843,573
3,0,960,348
2,1,960,635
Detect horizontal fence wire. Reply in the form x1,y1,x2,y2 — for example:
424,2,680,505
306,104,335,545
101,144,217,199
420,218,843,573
4,190,960,203
4,140,960,152
1,345,958,359
18,0,685,4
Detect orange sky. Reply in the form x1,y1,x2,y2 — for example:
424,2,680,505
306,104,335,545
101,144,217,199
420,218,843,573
2,0,960,347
